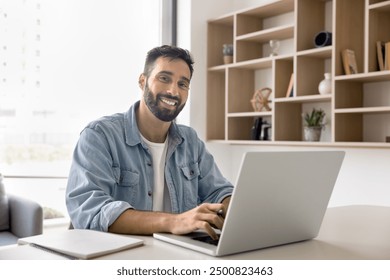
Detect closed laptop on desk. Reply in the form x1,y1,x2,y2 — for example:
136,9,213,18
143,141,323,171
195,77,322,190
154,151,345,256
18,229,143,259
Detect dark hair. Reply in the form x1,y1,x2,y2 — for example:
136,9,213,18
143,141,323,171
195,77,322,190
143,45,194,79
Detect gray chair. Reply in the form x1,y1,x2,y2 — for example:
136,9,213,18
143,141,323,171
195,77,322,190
0,178,43,246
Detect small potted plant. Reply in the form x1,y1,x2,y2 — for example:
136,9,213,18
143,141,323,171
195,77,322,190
222,44,233,64
303,108,326,141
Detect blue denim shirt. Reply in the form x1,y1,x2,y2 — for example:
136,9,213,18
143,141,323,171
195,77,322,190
66,101,233,231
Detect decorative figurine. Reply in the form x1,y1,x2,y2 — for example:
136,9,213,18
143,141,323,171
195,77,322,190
250,87,272,112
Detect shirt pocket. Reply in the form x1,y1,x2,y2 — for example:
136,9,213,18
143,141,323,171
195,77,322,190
180,162,200,210
181,162,200,180
113,167,139,205
118,170,139,187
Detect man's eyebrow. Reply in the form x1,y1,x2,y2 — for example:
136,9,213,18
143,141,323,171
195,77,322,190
157,70,174,76
158,71,190,83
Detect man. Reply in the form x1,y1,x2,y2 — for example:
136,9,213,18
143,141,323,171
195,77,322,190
66,45,233,240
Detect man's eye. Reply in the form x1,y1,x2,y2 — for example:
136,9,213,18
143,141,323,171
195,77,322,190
179,82,190,90
158,75,170,83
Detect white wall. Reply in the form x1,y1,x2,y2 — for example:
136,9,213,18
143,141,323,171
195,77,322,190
178,0,390,207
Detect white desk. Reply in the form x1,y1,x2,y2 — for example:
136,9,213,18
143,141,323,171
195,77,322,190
1,205,390,260
99,205,390,260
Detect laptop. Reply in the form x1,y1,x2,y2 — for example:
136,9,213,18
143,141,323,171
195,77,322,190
153,151,345,256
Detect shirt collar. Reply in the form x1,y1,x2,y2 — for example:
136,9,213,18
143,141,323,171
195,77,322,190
124,100,183,147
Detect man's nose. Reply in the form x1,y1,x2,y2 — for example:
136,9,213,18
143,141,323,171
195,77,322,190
167,82,180,96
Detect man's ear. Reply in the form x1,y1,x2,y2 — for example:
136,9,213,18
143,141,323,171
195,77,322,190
138,74,146,90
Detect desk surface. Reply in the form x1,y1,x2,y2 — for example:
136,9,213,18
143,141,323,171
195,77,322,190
1,205,390,260
97,205,390,260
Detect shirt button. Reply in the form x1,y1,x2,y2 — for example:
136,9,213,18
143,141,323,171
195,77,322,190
190,170,194,175
147,162,152,167
148,191,152,196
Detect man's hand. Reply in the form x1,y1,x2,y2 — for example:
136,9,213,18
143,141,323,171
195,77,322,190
169,203,226,240
109,197,232,240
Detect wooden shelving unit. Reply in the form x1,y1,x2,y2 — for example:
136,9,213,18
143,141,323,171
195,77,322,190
206,0,390,147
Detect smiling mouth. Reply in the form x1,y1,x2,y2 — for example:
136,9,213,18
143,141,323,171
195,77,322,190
160,97,178,106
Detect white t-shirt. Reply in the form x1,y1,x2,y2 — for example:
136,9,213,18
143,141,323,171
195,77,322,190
140,134,170,212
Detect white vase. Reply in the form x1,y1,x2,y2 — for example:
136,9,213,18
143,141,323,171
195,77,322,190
318,73,332,95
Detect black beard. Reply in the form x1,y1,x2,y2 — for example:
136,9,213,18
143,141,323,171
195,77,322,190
143,83,185,122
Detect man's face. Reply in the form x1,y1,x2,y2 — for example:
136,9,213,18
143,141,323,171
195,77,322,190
141,57,191,122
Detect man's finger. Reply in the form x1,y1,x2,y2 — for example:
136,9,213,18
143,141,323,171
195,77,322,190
198,221,219,240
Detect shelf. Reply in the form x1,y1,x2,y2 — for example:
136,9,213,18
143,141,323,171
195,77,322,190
276,94,331,103
237,0,294,18
297,46,332,58
236,24,294,43
335,106,390,114
206,0,390,147
208,14,234,26
208,139,390,149
335,71,390,82
227,112,272,117
209,56,295,70
230,57,273,70
208,65,228,72
369,0,390,11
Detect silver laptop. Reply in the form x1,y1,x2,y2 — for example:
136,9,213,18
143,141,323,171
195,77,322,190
154,151,345,256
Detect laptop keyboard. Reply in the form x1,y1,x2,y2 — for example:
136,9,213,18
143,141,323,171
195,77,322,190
192,234,220,246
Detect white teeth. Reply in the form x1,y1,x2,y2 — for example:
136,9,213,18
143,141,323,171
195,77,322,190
161,98,176,106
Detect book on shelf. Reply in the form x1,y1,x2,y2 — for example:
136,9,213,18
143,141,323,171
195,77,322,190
16,229,144,259
285,73,294,98
341,49,358,75
385,42,390,71
376,41,385,71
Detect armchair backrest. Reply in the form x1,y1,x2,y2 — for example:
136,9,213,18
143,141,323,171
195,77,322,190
0,173,43,246
0,173,10,231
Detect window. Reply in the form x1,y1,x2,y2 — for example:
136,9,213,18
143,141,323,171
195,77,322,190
0,0,171,218
0,0,163,177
